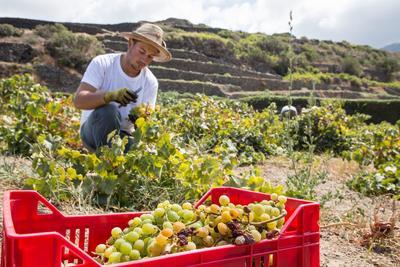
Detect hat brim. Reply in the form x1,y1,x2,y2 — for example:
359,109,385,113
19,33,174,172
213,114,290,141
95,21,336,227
121,32,172,63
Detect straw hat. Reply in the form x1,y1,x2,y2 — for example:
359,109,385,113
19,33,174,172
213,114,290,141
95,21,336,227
121,23,172,62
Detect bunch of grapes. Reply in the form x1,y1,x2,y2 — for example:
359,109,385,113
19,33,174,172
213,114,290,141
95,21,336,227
128,104,160,123
93,193,288,264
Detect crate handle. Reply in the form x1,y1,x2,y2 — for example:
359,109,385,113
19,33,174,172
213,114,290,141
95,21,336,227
57,234,99,266
33,191,64,217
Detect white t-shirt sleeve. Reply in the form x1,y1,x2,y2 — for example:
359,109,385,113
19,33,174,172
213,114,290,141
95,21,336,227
81,56,104,90
148,78,158,108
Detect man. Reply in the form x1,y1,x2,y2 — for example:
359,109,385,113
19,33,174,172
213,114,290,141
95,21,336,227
74,23,172,152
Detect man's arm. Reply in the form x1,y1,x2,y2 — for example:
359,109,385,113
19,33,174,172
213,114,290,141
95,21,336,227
73,82,107,110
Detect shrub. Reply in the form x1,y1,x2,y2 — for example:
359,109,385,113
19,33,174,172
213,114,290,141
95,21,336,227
44,26,104,71
0,24,23,37
376,57,400,81
341,57,362,76
34,23,67,38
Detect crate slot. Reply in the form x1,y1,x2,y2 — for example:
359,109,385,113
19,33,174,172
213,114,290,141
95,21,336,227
64,229,71,255
84,228,89,252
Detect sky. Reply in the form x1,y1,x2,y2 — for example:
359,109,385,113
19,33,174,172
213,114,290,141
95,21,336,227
1,0,399,48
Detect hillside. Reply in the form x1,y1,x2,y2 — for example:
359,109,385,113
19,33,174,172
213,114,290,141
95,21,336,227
382,42,400,52
0,17,400,100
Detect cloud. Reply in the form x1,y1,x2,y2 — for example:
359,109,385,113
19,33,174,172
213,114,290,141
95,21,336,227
0,0,399,48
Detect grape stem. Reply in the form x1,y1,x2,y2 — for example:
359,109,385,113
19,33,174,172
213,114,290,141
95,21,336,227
249,210,288,227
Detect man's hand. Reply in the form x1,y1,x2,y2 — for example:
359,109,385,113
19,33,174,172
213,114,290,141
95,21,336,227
104,88,138,106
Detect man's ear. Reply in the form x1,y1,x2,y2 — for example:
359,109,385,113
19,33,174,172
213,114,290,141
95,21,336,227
128,39,135,49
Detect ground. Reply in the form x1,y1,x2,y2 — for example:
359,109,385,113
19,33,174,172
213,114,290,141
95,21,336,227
0,155,399,266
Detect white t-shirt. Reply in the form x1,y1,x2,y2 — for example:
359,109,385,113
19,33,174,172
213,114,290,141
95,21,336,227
80,53,158,133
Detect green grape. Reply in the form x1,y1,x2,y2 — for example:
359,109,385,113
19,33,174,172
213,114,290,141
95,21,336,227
202,235,214,247
265,206,273,215
129,217,142,227
261,230,267,240
111,227,122,239
104,246,116,258
142,223,156,235
184,241,196,251
217,222,229,235
277,217,285,228
108,252,122,264
167,210,180,222
248,212,255,222
134,227,143,236
278,195,287,204
147,241,164,257
216,240,229,246
182,210,194,221
271,208,280,217
267,221,277,230
153,207,165,217
209,204,220,214
196,227,209,238
221,211,232,223
171,203,182,212
125,231,139,243
133,239,145,252
120,241,133,255
253,204,264,216
230,208,240,219
189,221,203,229
197,204,206,211
123,227,130,234
121,254,130,262
140,214,154,222
114,238,125,250
182,202,192,210
142,219,153,225
129,249,141,260
173,221,185,233
250,229,262,242
276,202,285,210
219,195,230,206
259,213,271,221
162,221,173,229
95,243,106,254
270,193,278,201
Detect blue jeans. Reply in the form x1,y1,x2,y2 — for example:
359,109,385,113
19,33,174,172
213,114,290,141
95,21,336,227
80,104,133,153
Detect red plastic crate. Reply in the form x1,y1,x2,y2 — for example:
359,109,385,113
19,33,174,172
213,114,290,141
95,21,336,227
2,187,320,267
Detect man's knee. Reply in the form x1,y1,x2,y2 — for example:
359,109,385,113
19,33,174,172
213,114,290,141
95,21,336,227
92,104,119,118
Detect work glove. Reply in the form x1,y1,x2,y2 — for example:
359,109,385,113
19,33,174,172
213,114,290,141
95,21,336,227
104,88,138,106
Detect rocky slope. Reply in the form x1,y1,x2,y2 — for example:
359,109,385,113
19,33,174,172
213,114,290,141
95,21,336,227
0,17,399,99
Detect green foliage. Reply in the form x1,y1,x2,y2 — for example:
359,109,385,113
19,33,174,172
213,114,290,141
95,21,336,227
155,95,283,164
0,75,80,155
346,122,400,198
293,102,368,154
2,74,399,207
34,23,67,38
41,24,104,71
0,24,23,37
341,57,362,76
375,57,400,81
286,167,327,200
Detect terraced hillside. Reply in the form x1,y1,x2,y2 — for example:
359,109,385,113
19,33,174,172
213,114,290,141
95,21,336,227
0,17,399,100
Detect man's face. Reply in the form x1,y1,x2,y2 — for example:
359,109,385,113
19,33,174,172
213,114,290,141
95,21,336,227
125,40,159,73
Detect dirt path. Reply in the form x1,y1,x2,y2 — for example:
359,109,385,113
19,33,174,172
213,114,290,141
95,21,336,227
1,155,399,266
